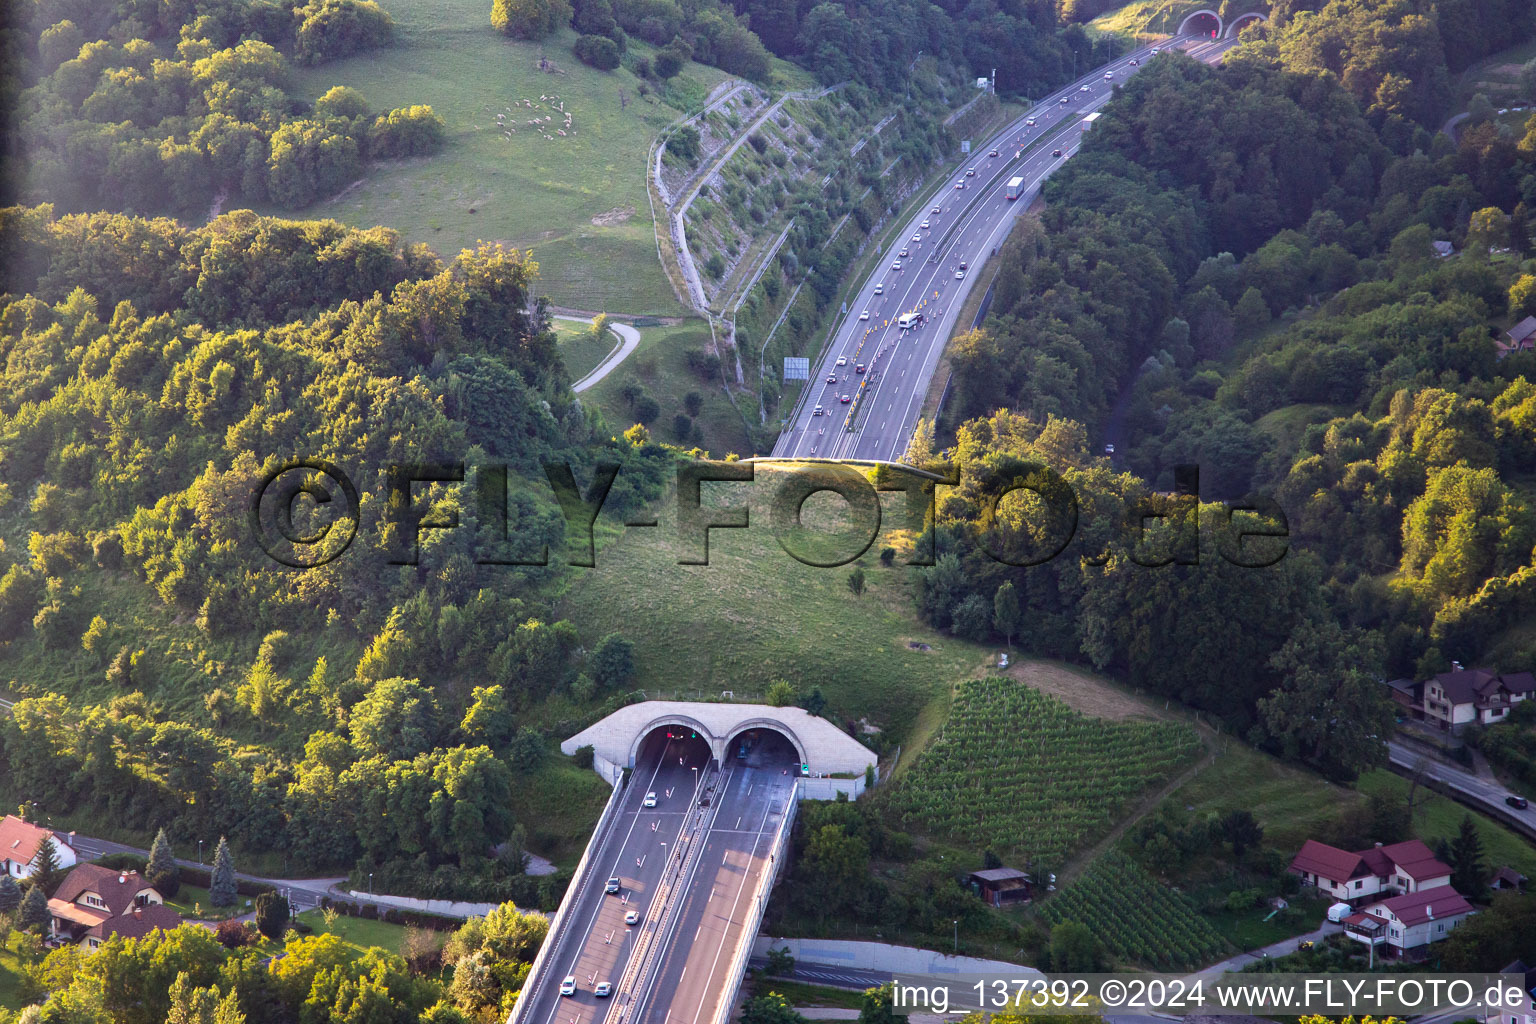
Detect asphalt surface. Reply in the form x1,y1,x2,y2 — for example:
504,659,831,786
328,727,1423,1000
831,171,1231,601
632,762,797,1024
747,958,893,991
1387,738,1536,837
519,734,712,1024
771,36,1236,464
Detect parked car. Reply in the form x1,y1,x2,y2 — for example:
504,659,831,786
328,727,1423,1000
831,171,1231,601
560,977,577,996
605,877,620,894
1508,795,1529,809
1104,443,1115,455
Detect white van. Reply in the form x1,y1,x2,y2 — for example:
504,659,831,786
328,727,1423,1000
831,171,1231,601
1326,902,1353,923
897,313,921,330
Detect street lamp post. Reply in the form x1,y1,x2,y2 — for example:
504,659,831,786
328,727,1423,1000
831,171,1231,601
953,920,959,952
198,839,204,865
368,872,373,894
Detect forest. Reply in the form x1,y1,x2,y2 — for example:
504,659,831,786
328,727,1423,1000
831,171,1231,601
930,0,1536,781
0,204,680,901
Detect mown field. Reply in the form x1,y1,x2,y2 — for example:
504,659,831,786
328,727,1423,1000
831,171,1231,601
557,464,997,739
279,0,727,314
579,320,758,455
888,678,1203,867
554,316,617,382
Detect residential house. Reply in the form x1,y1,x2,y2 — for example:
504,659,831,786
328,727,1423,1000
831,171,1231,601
1432,240,1455,258
1423,667,1536,731
1289,839,1451,904
0,814,78,879
1486,960,1536,1024
47,864,183,949
1342,885,1475,958
1499,316,1536,358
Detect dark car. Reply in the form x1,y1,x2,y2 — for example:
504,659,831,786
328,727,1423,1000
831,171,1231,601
605,877,621,894
1508,795,1529,809
988,149,999,157
1051,148,1062,157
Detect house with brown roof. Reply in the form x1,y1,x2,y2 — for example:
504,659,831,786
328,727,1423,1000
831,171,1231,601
47,864,183,949
1342,884,1475,957
1499,316,1536,358
1423,667,1536,731
1289,839,1451,904
0,814,78,880
968,867,1032,907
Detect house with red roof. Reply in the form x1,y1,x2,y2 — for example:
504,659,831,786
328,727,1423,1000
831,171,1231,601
0,814,78,880
1341,885,1475,957
1289,839,1451,904
46,864,183,950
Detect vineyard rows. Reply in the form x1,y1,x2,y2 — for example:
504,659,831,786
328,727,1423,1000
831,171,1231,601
890,678,1201,866
1039,851,1227,969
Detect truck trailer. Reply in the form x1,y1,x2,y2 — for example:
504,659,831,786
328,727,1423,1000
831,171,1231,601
1005,176,1024,200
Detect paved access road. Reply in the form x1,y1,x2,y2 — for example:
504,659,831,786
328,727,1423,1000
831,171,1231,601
1387,738,1536,837
771,36,1236,464
519,734,711,1024
631,766,796,1024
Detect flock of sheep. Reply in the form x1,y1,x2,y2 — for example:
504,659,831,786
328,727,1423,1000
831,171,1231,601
479,94,575,141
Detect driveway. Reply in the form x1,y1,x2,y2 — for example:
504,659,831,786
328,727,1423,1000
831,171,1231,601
1188,921,1342,982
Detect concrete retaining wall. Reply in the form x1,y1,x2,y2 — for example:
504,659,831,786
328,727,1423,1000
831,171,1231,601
345,891,498,919
752,937,1040,977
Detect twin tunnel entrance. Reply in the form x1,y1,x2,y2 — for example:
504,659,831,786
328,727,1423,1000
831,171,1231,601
635,722,804,775
1176,10,1268,37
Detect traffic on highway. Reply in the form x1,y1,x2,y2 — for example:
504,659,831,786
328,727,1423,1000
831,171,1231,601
772,35,1237,465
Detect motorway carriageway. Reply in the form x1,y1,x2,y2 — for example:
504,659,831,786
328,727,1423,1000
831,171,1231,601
516,733,796,1024
771,35,1236,464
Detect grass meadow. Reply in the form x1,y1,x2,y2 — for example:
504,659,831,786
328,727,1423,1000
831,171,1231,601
279,0,731,314
557,463,999,739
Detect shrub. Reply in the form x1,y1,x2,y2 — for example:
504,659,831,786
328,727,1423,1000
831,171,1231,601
573,744,595,769
215,919,256,948
573,33,621,70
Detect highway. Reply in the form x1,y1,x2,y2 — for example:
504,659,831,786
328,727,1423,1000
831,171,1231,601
771,35,1237,464
631,758,796,1024
518,732,713,1024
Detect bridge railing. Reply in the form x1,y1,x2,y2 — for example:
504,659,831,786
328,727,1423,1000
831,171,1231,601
709,781,799,1024
509,765,627,1024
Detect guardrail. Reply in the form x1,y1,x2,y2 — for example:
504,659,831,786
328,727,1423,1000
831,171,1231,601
509,768,628,1024
708,782,798,1024
611,765,726,1024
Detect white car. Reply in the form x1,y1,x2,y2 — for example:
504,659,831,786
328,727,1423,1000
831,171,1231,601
625,910,639,925
920,220,930,229
813,404,823,416
1151,47,1160,54
954,181,964,189
1080,84,1090,92
912,234,921,242
595,982,612,998
892,260,902,270
643,791,657,808
560,977,576,996
1104,71,1113,79
1104,443,1115,455
1026,117,1037,126
874,282,883,294
932,206,942,214
955,270,965,280
836,356,847,366
859,310,870,320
